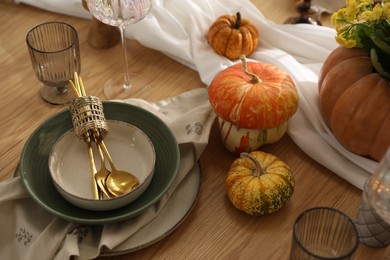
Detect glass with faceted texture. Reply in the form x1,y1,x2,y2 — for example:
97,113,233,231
26,22,80,105
366,148,390,224
356,147,390,247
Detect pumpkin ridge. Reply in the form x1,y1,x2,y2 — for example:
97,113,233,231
371,99,390,154
240,27,254,54
319,47,368,88
371,105,390,159
330,74,387,154
349,77,390,155
212,27,232,56
229,81,253,125
266,172,294,190
320,57,372,125
225,30,243,61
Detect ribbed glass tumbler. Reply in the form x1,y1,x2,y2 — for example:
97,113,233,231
26,22,80,105
290,207,359,260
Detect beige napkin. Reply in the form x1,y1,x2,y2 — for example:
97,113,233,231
0,88,216,259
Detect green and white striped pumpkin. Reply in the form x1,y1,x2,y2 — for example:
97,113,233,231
218,117,287,154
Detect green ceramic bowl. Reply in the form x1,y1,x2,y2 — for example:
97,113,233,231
19,102,179,225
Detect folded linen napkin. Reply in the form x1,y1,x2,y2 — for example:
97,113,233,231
0,88,216,259
15,0,377,187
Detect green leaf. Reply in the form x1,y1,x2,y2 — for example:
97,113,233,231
371,35,390,54
370,48,390,80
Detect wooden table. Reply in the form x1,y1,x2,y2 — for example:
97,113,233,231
0,1,388,259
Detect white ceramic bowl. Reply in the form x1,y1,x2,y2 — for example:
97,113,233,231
48,120,156,211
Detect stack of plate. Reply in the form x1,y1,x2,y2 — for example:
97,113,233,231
19,102,198,226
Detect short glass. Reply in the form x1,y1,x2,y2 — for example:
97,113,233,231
26,22,80,105
290,207,359,260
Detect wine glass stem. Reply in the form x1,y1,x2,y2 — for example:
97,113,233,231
119,25,131,90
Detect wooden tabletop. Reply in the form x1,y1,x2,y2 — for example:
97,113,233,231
0,0,388,259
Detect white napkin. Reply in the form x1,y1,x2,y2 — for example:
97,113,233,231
125,0,376,189
0,88,216,259
15,0,376,187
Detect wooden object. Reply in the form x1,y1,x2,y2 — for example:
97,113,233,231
81,0,120,49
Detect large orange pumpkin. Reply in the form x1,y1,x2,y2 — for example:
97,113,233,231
208,56,298,154
318,46,390,161
207,12,258,60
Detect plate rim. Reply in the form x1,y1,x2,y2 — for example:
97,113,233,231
48,119,156,204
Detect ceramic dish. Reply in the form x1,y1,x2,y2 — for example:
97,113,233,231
48,120,156,211
100,163,200,255
19,102,179,224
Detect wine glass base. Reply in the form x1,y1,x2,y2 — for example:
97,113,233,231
103,73,152,100
40,85,76,105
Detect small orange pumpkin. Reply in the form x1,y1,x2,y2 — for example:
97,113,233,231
208,12,258,60
226,151,295,216
318,46,390,161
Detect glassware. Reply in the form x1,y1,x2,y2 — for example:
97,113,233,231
355,147,390,247
87,0,152,99
366,148,390,224
26,22,80,105
290,207,359,260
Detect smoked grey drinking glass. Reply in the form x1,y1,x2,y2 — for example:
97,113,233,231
26,22,80,105
290,207,359,260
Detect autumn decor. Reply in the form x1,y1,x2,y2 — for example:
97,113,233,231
319,0,390,161
225,151,295,216
207,12,259,60
208,56,299,154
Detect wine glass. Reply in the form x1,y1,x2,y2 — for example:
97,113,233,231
355,147,390,248
87,0,152,99
366,148,390,224
26,22,80,105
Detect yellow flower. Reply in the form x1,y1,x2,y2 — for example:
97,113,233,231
331,8,346,26
332,0,389,50
360,10,373,21
383,3,390,20
370,3,383,21
336,35,357,47
345,0,360,20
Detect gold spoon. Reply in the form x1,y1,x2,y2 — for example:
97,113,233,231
95,135,140,197
93,134,112,199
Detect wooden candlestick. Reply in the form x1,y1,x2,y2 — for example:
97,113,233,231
284,0,321,25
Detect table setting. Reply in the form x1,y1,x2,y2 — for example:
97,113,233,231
15,0,382,188
1,0,390,259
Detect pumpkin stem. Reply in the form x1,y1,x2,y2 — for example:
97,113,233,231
233,12,241,29
240,55,262,84
240,152,264,177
